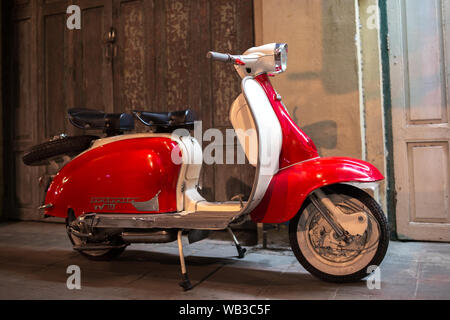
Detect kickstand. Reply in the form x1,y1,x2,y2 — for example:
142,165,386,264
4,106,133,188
227,227,247,259
177,230,193,291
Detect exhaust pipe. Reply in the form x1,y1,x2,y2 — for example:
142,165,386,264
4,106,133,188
121,230,177,244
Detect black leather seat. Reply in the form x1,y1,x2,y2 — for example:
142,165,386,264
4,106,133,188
133,109,196,133
68,108,135,135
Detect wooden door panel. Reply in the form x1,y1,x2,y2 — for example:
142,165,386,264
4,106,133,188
165,0,190,111
405,0,448,123
113,0,149,113
74,2,113,113
13,19,33,143
81,7,108,109
8,6,40,220
408,143,449,222
38,3,72,220
388,0,450,241
211,0,242,129
43,13,66,137
14,152,33,206
13,152,38,220
186,0,212,130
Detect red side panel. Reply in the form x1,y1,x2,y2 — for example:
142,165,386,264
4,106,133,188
250,157,384,224
255,74,319,168
44,137,181,218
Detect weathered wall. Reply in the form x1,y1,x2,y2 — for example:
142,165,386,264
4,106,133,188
254,0,386,210
255,0,362,159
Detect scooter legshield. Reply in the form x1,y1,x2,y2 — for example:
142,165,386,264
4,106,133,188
250,157,384,224
43,137,182,218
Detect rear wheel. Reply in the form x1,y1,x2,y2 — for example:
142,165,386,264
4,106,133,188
289,184,389,283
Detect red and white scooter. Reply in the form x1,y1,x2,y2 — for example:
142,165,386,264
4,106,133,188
24,43,389,290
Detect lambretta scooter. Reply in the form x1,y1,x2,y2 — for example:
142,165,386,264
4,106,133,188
23,43,389,291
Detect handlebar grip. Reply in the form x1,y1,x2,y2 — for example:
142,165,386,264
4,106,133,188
206,51,231,63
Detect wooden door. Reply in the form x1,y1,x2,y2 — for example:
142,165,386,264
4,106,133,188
110,0,255,202
6,0,254,220
5,1,40,220
388,0,450,241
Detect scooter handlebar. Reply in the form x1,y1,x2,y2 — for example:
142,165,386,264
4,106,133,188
207,51,246,66
206,51,232,63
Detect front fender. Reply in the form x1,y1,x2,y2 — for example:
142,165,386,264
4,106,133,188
249,157,384,223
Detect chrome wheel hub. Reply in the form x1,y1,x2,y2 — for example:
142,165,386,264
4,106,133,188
307,212,368,264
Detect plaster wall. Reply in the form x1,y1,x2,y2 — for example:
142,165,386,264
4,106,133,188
254,0,362,159
254,0,386,210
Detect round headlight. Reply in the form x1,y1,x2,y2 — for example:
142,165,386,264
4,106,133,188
274,43,288,73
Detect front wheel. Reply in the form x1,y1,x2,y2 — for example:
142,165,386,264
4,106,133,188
289,184,389,283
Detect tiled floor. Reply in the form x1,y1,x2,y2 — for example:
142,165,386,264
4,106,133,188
0,221,449,300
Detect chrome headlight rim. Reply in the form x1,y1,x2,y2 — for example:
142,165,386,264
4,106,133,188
274,43,288,73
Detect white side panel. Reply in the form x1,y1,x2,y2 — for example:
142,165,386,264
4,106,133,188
180,136,202,181
229,93,258,166
241,77,282,212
